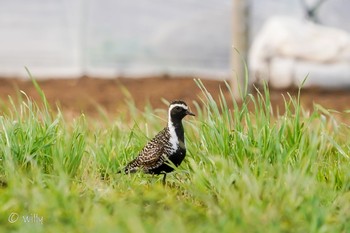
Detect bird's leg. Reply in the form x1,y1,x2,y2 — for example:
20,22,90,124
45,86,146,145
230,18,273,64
162,173,167,186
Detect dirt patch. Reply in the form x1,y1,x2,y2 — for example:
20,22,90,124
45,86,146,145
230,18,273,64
1,76,350,121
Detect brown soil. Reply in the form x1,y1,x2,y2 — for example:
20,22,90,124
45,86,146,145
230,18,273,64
1,76,350,122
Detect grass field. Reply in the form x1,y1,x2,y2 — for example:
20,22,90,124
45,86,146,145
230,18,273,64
0,78,350,233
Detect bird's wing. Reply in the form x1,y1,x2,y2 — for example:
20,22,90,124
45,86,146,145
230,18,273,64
124,128,168,173
141,140,164,162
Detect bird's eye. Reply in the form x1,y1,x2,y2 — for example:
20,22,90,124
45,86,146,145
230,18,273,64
175,106,181,111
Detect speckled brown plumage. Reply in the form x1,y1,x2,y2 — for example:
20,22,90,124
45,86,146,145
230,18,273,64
121,100,195,184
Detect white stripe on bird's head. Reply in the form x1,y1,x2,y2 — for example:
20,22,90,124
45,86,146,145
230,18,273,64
168,103,188,113
168,102,189,125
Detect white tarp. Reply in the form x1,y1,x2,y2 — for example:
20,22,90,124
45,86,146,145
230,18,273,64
249,16,350,88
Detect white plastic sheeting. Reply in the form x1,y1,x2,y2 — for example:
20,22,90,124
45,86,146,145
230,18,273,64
0,1,82,77
0,0,231,78
1,0,350,82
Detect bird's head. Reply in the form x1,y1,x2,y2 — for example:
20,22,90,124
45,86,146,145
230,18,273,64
168,100,195,122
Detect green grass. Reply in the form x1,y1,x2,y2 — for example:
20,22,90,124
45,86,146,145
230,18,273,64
1,78,350,233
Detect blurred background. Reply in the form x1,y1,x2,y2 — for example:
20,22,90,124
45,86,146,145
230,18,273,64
0,0,350,117
0,0,231,78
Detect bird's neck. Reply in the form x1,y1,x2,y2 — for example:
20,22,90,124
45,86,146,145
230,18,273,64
168,118,184,142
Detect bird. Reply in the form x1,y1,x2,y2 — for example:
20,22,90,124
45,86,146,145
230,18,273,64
120,100,195,185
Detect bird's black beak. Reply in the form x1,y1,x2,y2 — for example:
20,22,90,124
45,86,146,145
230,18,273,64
186,110,195,116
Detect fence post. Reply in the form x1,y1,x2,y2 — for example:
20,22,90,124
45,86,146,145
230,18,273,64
231,0,249,100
